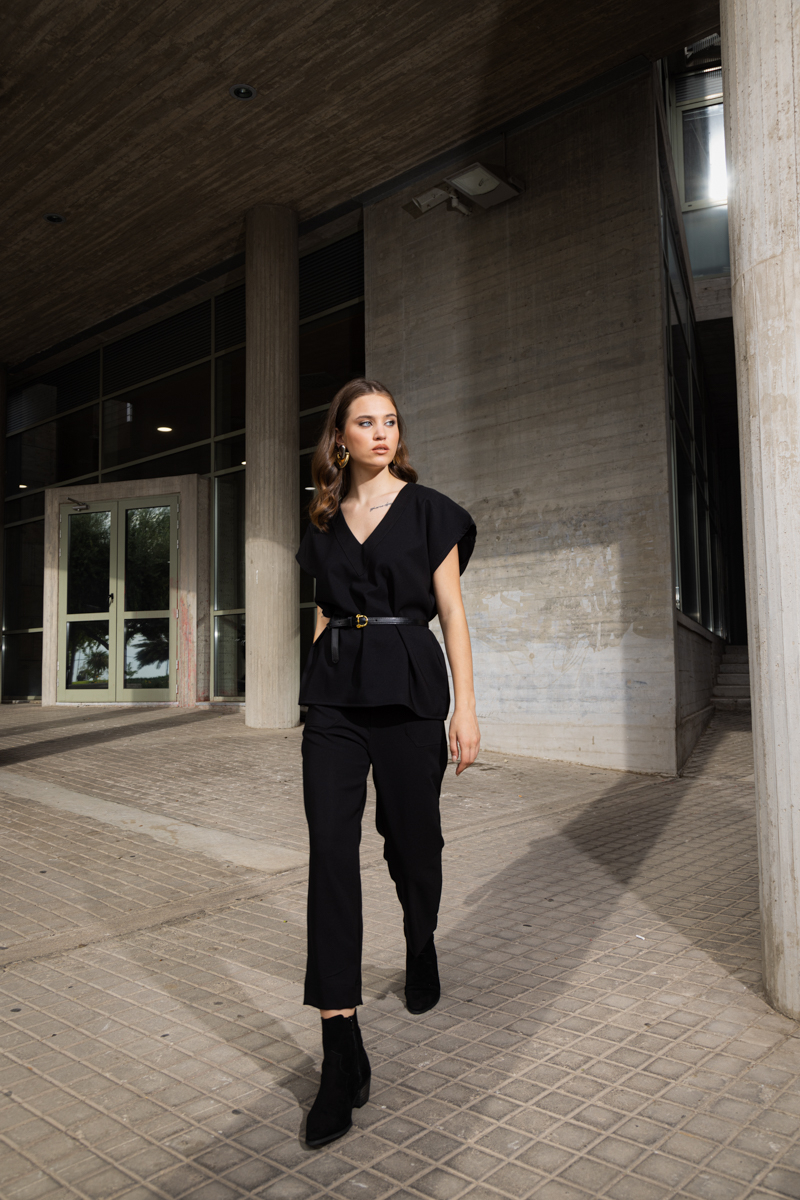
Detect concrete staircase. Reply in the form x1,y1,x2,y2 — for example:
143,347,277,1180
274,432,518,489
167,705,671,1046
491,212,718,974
713,645,751,712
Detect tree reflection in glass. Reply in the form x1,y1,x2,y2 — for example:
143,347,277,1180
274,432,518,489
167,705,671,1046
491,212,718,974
125,506,170,612
124,618,170,688
67,511,110,614
66,621,109,688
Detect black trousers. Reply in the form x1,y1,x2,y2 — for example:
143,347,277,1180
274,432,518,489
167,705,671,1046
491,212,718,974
302,704,448,1009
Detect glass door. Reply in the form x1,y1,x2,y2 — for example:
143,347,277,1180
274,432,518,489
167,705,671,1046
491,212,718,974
57,495,177,702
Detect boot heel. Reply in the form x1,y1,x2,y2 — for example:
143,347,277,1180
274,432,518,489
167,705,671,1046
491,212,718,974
354,1079,370,1108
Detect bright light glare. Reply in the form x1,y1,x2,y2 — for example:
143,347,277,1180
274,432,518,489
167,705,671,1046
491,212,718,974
708,110,728,202
157,425,172,432
19,484,27,489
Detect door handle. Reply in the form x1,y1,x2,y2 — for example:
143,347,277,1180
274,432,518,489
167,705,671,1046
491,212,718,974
109,593,115,604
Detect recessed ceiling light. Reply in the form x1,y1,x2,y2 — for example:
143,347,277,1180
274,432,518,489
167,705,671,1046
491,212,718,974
229,84,257,100
44,214,65,224
305,486,315,491
19,484,27,489
241,460,246,465
157,426,172,432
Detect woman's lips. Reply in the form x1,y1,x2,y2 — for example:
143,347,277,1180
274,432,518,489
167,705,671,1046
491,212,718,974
373,446,388,453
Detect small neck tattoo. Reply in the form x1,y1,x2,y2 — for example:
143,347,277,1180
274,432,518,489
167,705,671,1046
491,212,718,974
369,501,393,512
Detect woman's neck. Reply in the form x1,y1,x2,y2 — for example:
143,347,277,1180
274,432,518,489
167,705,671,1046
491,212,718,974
346,466,405,506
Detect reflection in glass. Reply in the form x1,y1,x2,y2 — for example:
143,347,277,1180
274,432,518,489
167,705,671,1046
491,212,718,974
683,104,726,205
3,632,43,699
5,405,99,494
4,492,46,523
215,349,245,434
215,614,245,697
4,521,45,630
298,305,365,413
214,433,245,471
102,362,210,468
66,621,109,688
215,472,245,611
684,205,730,277
67,511,111,614
102,444,210,483
676,445,699,623
124,618,170,688
125,507,170,611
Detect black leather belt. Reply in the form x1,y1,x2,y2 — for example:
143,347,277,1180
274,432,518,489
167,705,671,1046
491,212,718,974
328,615,428,664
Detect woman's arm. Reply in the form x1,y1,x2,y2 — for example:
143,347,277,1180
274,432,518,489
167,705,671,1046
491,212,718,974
313,607,330,642
432,545,480,775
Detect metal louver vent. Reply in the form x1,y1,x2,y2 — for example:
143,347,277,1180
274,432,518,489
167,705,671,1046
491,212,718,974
676,69,723,104
299,232,364,322
215,286,246,351
103,301,211,395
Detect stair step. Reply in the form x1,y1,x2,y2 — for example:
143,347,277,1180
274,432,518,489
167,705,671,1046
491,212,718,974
714,696,752,712
713,685,752,698
718,671,750,685
723,647,749,663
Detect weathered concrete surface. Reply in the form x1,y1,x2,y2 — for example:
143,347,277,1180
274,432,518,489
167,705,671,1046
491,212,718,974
366,76,677,773
722,0,800,1018
244,205,300,730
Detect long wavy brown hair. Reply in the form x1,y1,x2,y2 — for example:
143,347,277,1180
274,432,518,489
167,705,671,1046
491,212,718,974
308,378,417,531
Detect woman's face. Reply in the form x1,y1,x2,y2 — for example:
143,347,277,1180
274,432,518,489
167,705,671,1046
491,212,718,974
338,394,400,469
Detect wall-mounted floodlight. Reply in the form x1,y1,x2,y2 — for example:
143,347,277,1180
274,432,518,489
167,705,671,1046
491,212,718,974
445,163,524,209
403,162,523,220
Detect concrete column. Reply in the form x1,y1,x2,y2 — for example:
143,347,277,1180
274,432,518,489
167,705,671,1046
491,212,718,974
244,205,300,728
722,0,800,1017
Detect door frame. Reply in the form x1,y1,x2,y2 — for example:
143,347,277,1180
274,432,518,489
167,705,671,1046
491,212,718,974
56,495,179,703
43,474,210,707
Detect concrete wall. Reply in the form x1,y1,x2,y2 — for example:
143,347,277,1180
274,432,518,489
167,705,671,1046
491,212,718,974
674,612,724,769
366,75,679,773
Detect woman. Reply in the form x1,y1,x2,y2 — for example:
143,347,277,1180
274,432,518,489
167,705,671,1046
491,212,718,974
296,378,480,1148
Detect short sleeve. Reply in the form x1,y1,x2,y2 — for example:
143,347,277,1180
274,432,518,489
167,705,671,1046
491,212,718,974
426,492,477,576
296,524,318,576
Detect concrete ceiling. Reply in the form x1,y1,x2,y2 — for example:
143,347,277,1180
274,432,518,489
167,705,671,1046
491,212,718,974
3,0,718,367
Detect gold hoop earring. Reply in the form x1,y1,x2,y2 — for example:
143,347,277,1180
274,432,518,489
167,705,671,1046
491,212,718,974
335,444,350,468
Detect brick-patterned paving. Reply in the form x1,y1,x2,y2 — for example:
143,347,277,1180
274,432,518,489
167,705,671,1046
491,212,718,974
2,705,800,1200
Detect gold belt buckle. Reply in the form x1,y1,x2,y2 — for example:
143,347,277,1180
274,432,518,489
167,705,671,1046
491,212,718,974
355,614,368,629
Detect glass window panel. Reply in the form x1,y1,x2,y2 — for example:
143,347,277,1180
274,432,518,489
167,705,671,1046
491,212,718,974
4,492,46,523
214,433,246,471
4,521,44,630
667,234,689,333
102,362,210,468
215,348,245,435
124,618,170,688
214,613,245,697
684,205,731,277
683,103,727,204
676,443,699,622
67,511,111,615
66,620,109,688
102,444,210,483
103,302,211,395
3,631,43,698
5,353,98,435
215,286,245,352
215,471,245,611
299,410,327,452
6,406,99,494
298,304,365,413
125,507,170,611
696,491,712,629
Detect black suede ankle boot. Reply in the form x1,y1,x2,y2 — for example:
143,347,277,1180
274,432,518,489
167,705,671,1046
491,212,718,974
405,934,440,1014
306,1012,371,1148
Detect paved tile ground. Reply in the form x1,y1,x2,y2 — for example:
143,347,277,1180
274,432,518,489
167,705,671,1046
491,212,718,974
1,704,799,1200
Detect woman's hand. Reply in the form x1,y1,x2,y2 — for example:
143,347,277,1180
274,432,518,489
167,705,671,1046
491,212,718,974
449,707,481,775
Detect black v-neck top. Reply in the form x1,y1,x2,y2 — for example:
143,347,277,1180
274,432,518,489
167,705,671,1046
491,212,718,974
296,482,476,718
